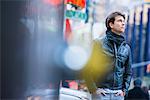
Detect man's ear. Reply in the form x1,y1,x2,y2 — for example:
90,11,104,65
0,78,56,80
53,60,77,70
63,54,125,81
109,22,113,29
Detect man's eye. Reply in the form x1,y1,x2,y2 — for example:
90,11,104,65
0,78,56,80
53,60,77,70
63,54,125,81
118,20,125,22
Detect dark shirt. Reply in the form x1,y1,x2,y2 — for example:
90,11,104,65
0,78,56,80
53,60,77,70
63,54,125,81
127,87,149,100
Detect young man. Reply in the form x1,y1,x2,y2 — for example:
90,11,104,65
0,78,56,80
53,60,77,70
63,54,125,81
92,12,132,100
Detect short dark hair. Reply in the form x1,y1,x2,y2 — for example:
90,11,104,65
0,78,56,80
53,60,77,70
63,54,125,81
105,11,125,30
134,79,142,87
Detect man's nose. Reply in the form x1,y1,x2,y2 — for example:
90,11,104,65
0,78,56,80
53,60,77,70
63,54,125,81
122,22,125,26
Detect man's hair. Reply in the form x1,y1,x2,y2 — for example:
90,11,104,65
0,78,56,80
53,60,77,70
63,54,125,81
134,78,142,87
105,11,125,30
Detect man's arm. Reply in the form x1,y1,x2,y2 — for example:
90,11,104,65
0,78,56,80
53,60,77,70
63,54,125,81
123,45,132,95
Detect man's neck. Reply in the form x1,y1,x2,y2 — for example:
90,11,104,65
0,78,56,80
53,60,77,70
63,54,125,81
111,30,121,35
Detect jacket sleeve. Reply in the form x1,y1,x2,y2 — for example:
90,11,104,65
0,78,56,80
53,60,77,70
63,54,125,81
123,45,132,95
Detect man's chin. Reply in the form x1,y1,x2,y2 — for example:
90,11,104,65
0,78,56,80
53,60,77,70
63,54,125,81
120,30,125,33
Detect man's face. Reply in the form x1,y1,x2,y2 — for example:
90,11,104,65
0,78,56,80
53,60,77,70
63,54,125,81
110,15,125,35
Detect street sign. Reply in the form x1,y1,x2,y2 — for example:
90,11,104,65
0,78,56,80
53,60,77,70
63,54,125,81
65,10,87,21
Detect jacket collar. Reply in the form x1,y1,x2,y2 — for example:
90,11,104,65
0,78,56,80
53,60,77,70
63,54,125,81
106,30,125,45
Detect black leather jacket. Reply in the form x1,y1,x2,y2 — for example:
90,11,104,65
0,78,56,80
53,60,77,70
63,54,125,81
94,31,132,95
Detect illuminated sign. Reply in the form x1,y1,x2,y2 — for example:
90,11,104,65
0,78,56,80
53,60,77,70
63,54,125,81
65,0,86,8
65,10,87,20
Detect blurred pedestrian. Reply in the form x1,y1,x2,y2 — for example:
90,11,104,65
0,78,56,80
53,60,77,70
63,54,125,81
126,79,149,100
142,86,149,99
90,11,132,100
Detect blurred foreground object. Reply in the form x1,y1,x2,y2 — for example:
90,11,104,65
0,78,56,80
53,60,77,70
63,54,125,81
59,87,91,100
80,40,111,93
1,0,67,99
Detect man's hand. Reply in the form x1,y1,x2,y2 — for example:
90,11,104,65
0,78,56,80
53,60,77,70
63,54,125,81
96,88,107,96
115,90,125,96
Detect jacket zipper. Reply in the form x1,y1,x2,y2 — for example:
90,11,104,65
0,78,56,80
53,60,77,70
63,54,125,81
113,43,118,89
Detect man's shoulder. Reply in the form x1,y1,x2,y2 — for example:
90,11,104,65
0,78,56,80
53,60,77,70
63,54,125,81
128,88,136,92
120,41,131,51
124,42,131,52
94,34,106,43
128,88,136,95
